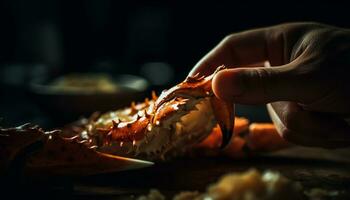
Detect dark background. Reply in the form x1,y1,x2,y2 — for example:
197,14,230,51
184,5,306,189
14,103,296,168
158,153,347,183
0,1,349,128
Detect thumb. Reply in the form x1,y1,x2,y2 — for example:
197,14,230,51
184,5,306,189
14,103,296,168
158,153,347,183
212,64,309,104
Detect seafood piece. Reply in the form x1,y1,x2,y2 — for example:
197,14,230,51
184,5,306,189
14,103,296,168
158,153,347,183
1,66,235,176
192,122,289,158
247,123,290,151
0,123,152,177
70,66,235,160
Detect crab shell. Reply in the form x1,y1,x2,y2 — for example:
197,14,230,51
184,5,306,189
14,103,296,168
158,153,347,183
73,65,235,160
0,66,235,176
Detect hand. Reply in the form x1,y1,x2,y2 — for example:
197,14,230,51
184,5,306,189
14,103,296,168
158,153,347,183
189,22,350,148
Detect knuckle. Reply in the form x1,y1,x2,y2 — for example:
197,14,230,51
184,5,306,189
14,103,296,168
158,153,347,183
253,68,275,101
220,34,241,66
221,34,235,46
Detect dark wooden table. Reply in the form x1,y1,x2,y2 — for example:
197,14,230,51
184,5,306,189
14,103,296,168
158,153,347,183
4,147,350,200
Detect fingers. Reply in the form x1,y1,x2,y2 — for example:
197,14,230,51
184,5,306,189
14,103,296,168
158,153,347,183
212,61,314,104
189,27,275,76
267,102,350,148
189,22,321,77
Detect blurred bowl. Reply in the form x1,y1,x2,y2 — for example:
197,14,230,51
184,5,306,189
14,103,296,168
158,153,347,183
29,73,149,124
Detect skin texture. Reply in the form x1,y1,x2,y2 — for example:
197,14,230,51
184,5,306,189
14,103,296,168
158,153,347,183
189,22,350,148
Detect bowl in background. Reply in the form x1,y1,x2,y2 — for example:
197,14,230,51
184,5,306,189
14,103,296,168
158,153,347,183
29,73,150,125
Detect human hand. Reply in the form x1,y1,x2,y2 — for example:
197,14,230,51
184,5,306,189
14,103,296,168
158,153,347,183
189,22,350,148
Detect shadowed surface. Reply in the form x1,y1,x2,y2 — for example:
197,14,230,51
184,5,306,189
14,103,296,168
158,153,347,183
3,147,350,200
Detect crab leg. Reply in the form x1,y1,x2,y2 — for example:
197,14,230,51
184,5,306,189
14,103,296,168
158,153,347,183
24,133,154,176
0,124,154,177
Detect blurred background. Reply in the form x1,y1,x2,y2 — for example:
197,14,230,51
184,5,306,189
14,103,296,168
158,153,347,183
0,1,349,128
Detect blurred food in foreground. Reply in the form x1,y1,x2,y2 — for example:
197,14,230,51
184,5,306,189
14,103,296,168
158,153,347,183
137,169,303,200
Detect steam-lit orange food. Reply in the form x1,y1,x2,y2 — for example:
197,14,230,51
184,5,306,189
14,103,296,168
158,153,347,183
193,120,289,158
0,66,288,176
